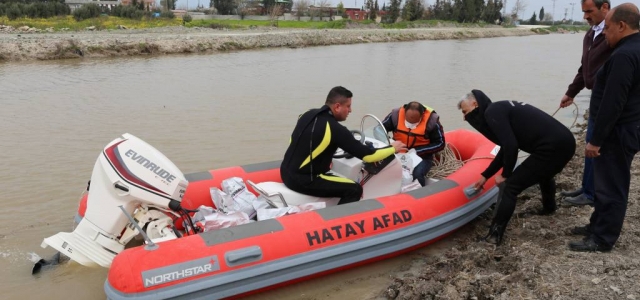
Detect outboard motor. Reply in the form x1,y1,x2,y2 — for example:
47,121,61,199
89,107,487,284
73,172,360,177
41,133,188,268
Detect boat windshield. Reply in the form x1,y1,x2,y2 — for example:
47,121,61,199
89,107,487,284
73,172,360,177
360,114,390,146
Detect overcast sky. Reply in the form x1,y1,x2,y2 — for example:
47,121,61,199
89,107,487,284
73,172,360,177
177,0,640,22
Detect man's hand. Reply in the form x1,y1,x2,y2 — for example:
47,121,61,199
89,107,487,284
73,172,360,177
495,174,506,185
585,143,601,158
391,141,408,153
473,176,487,190
560,95,574,108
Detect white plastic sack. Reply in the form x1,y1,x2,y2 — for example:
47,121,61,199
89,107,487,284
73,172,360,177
256,202,326,221
252,195,275,211
197,211,253,232
209,188,233,213
397,148,423,173
218,177,256,218
257,207,290,221
192,205,217,223
401,167,414,186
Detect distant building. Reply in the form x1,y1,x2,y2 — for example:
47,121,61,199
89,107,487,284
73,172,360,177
65,0,119,12
120,0,157,11
66,0,156,12
344,8,365,20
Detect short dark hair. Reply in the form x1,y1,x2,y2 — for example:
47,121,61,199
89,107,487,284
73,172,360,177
611,3,640,30
582,0,611,10
325,86,353,105
405,101,426,114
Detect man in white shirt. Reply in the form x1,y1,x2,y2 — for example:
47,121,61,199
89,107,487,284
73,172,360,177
559,0,613,210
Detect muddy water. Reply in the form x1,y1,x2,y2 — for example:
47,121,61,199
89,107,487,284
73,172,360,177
0,33,588,299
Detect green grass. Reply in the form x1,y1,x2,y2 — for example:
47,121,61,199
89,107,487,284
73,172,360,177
184,19,349,29
0,15,547,32
380,19,494,29
0,15,181,31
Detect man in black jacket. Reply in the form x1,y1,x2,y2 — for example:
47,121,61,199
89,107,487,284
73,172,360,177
458,90,576,245
281,86,406,205
560,0,613,207
569,3,640,252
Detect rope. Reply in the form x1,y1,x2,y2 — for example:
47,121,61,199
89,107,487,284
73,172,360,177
426,102,581,179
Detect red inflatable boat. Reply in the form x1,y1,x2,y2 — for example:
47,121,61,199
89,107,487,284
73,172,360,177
97,128,498,299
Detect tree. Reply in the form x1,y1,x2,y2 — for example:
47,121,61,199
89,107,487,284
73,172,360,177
529,11,536,24
483,0,504,23
373,0,379,20
161,0,178,10
212,0,235,14
236,0,250,19
510,0,527,21
336,1,345,17
402,0,424,21
451,0,490,23
263,0,275,15
293,0,309,20
385,0,401,23
539,6,544,21
429,0,454,20
365,0,377,20
317,0,329,19
269,3,283,26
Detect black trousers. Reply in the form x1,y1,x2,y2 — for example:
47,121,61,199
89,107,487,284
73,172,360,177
283,173,363,205
493,144,575,228
589,122,640,247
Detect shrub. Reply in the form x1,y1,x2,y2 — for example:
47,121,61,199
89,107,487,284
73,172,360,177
73,3,101,21
110,5,143,19
7,4,22,21
160,10,175,19
182,13,192,23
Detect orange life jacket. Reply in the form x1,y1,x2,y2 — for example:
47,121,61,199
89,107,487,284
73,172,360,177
392,106,433,149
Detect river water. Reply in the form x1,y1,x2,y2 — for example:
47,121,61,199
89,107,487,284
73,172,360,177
0,32,588,299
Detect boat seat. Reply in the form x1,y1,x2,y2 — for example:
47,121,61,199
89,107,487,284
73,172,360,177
247,181,340,208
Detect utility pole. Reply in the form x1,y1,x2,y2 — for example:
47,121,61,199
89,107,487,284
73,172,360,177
569,2,576,25
551,0,557,25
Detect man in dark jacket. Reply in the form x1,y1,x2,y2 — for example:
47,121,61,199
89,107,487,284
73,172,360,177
569,3,640,252
560,0,613,206
382,101,445,186
458,90,576,245
281,86,406,205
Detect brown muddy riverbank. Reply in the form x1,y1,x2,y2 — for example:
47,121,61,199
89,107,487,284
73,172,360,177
375,125,640,300
0,26,538,62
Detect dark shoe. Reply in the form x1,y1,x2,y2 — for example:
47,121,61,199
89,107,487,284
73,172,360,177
562,194,595,206
484,223,505,245
560,188,583,198
570,225,591,236
515,207,556,218
568,237,612,252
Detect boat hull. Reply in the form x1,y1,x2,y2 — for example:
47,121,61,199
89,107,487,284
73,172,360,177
103,129,499,299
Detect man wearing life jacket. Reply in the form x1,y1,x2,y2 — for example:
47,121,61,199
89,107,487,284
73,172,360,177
382,101,446,186
281,86,407,205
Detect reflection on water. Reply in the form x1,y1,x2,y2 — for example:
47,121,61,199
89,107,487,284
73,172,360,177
0,33,588,299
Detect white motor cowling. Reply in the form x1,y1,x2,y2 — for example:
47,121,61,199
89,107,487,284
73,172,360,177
41,133,189,268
